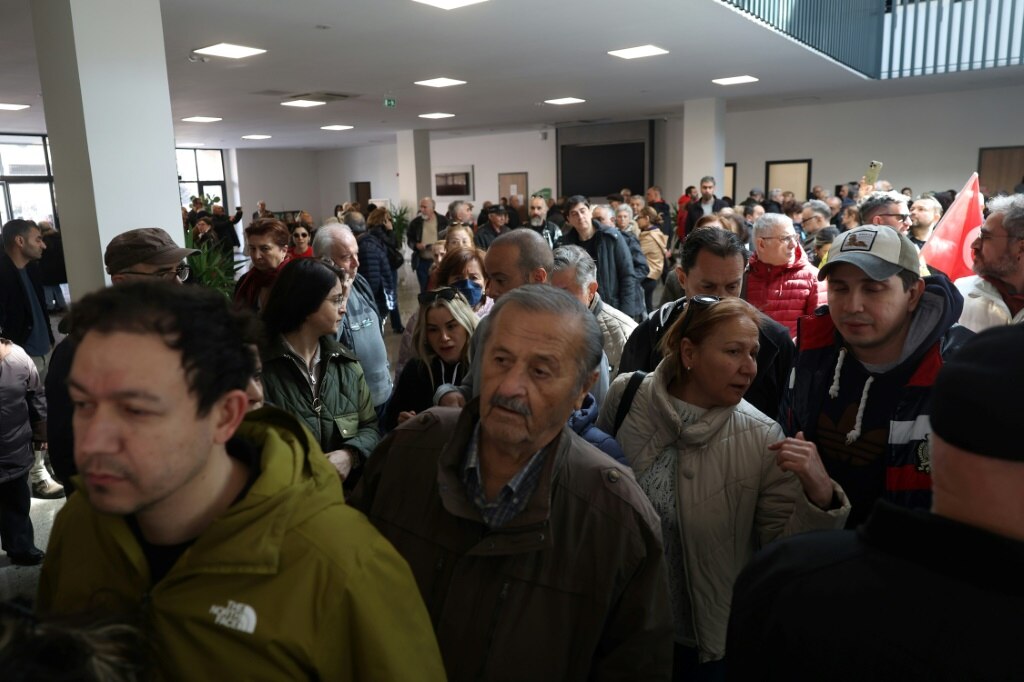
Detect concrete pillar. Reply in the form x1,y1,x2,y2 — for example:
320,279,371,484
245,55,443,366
395,130,432,213
681,98,726,191
663,117,686,201
30,0,181,297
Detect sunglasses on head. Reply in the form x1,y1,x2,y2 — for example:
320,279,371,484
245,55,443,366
675,294,722,339
418,287,467,306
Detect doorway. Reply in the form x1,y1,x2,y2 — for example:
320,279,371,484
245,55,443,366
765,159,812,203
498,172,528,221
351,182,372,209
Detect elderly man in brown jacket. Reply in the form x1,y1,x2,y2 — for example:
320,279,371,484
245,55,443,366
352,285,672,681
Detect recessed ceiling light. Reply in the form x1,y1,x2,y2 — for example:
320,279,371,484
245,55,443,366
321,125,354,131
281,99,326,108
181,116,222,123
0,103,30,111
414,77,467,88
607,44,669,60
419,112,455,119
544,97,586,105
411,0,488,9
712,75,759,85
177,142,206,147
193,43,266,59
241,134,272,140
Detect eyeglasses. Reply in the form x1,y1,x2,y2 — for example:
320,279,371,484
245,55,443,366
763,234,798,244
325,294,347,307
320,253,355,268
418,287,466,306
674,294,722,343
120,263,190,281
878,213,912,222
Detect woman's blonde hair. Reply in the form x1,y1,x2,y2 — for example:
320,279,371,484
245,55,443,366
413,289,479,385
657,296,761,383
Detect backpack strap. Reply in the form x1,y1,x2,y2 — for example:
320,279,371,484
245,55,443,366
612,371,647,436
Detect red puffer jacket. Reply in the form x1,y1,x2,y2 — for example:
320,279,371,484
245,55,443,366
746,243,823,337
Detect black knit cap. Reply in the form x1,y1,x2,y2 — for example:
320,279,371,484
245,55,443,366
931,324,1024,462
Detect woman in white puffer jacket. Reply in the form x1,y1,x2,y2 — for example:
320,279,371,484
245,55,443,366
598,295,850,678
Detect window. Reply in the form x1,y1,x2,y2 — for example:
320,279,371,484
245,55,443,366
176,148,226,209
0,134,57,226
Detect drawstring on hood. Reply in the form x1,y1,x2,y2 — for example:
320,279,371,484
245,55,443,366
828,346,875,445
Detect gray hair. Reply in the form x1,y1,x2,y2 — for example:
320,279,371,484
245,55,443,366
858,191,906,222
700,176,716,186
988,194,1024,239
312,223,355,259
552,244,598,290
448,199,468,216
593,204,614,224
803,199,831,220
753,213,793,238
616,203,634,220
479,285,603,392
343,211,366,232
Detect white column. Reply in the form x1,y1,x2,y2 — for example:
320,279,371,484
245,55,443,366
395,130,432,212
663,116,686,200
30,0,181,297
681,98,726,190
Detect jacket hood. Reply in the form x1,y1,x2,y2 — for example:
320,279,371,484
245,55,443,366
186,407,343,572
567,392,599,436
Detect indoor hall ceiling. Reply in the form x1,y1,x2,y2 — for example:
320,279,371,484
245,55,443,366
1,0,1023,150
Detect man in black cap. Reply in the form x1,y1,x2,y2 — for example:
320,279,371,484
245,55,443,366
728,324,1024,681
45,228,198,493
474,204,508,250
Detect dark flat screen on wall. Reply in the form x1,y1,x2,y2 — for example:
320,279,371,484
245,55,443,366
561,142,645,197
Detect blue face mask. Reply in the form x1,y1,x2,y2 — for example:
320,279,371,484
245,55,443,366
451,278,484,308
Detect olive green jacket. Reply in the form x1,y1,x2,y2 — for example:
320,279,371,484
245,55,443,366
261,335,380,460
38,409,445,681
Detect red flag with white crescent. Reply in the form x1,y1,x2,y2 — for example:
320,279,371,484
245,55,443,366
919,173,985,281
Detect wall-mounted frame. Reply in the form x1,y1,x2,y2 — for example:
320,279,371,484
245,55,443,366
765,159,812,203
434,165,474,200
723,163,737,202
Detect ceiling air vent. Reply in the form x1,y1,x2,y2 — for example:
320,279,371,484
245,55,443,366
287,92,356,102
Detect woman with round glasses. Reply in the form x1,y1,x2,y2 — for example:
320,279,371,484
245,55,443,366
234,218,292,311
259,259,379,485
599,295,848,676
383,287,478,431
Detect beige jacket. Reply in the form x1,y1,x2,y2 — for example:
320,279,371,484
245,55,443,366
589,293,637,375
597,361,850,661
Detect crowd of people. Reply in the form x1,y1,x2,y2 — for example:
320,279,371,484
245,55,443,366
0,169,1022,679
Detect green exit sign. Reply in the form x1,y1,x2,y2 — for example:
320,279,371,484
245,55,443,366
384,97,397,108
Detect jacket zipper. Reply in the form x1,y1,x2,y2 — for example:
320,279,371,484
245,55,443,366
476,580,510,681
674,448,702,653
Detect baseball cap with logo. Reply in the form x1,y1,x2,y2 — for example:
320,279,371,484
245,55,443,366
817,226,920,282
104,228,199,274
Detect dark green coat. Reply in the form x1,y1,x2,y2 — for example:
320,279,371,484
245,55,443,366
261,335,380,460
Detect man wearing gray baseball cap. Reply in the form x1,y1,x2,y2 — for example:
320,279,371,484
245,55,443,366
777,226,974,528
45,228,198,496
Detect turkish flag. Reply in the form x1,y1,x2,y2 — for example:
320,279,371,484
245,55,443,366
920,173,985,280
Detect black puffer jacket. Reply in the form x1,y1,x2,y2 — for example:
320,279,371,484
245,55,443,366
559,225,643,318
357,229,396,319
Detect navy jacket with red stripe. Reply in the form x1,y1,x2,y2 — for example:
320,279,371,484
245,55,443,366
781,275,973,525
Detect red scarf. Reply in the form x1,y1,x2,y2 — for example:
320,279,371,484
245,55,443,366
234,255,291,310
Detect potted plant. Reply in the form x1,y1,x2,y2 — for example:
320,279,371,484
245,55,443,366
184,231,243,297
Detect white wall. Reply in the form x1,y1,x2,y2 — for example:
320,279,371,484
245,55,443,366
725,84,1024,200
238,84,1024,220
234,148,321,220
316,143,399,221
432,130,557,207
313,129,557,217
